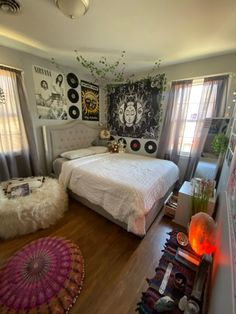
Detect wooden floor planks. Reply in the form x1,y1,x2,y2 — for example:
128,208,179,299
0,198,174,314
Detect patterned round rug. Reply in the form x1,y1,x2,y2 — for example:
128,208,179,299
0,237,84,313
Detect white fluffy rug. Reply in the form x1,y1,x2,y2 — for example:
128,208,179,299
0,178,68,239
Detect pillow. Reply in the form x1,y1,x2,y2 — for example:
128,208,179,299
60,148,95,160
88,146,108,154
91,137,109,147
99,129,111,139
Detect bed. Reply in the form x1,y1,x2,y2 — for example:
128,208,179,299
42,121,179,236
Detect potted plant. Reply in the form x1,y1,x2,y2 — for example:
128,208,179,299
211,133,229,155
191,179,215,216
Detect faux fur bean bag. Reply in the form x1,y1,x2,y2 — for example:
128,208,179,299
0,178,68,239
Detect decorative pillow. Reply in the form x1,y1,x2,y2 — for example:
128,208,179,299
60,148,95,160
99,129,111,139
88,146,108,154
109,141,119,153
91,137,109,147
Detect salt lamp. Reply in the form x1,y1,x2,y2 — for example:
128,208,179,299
188,212,217,256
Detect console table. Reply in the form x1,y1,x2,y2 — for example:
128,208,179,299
173,181,216,228
136,230,199,314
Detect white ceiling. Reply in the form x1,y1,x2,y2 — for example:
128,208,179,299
1,0,236,76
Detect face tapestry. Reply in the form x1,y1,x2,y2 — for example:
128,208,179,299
81,80,99,121
107,74,165,139
32,65,67,120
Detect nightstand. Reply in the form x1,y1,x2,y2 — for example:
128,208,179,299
173,181,216,228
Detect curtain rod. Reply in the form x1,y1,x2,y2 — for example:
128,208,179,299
0,64,23,73
170,72,234,83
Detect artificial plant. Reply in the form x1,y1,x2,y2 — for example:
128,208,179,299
211,133,229,155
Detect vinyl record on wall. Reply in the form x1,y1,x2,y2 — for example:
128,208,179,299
68,105,80,119
118,138,127,148
67,89,79,103
145,141,157,154
67,73,79,88
130,139,141,151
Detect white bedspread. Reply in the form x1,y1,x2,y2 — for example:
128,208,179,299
59,153,179,236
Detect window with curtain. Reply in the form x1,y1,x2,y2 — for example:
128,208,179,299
0,66,40,181
178,78,218,156
0,70,29,153
158,75,229,184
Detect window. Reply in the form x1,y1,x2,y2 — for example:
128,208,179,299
178,79,219,156
0,68,28,154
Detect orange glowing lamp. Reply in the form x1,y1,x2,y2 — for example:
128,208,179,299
188,212,217,256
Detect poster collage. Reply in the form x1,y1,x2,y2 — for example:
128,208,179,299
32,65,99,121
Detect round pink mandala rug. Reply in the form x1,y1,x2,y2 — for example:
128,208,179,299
0,236,84,313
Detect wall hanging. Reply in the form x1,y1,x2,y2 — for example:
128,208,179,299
81,80,99,121
32,65,67,120
107,74,165,139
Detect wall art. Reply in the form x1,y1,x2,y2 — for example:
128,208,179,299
81,80,99,121
107,74,165,139
32,65,67,120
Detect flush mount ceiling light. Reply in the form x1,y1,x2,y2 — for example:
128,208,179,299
55,0,89,19
0,0,21,14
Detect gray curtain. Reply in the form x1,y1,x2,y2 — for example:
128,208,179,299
158,79,193,161
201,75,229,118
16,72,40,176
0,66,40,181
158,75,228,185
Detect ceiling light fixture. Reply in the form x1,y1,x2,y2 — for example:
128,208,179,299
0,0,21,14
55,0,89,19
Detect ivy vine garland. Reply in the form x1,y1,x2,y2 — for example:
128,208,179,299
74,50,165,86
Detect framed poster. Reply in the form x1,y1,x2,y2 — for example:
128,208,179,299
32,65,67,120
81,80,99,121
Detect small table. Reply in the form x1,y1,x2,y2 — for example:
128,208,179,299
137,230,198,314
173,181,216,228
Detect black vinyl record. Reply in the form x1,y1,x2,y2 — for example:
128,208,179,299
144,141,157,154
67,89,79,103
69,105,80,119
130,139,141,151
67,73,79,88
118,138,127,148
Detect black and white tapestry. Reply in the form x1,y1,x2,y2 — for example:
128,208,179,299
81,80,99,121
107,75,165,139
33,65,67,120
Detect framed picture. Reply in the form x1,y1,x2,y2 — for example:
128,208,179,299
10,183,30,198
226,148,233,167
230,134,236,153
233,119,236,135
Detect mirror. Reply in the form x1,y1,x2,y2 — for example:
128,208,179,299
194,118,230,185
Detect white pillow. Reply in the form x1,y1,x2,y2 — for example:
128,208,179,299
88,146,108,154
60,148,95,160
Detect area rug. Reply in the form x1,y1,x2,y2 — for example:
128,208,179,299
136,230,197,314
0,236,84,313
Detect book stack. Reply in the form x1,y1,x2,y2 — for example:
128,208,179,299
10,183,30,198
164,193,178,217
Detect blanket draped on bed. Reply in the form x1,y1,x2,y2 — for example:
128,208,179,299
59,153,179,236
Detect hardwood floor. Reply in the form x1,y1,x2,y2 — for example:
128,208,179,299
0,198,174,314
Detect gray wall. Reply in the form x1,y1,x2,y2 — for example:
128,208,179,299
0,45,105,174
1,45,236,174
157,52,236,140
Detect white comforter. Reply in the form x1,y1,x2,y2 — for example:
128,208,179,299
59,153,179,236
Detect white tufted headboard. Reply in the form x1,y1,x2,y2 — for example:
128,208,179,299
42,121,102,173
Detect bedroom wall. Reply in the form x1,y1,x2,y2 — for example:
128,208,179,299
0,45,105,174
155,52,236,132
1,46,235,174
106,52,236,157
